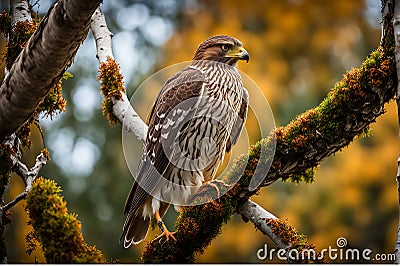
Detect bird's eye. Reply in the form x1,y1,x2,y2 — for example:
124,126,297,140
220,44,230,52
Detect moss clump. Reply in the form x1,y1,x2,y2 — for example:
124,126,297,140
37,72,70,117
142,198,232,263
265,218,325,263
98,57,126,126
285,167,316,184
25,177,106,263
6,20,38,69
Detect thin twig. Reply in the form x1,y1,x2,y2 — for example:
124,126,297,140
0,151,48,213
1,192,27,213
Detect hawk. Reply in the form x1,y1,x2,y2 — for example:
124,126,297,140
121,35,249,247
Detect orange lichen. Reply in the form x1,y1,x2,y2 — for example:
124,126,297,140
265,218,298,244
41,148,50,161
6,20,38,69
265,218,325,263
98,57,126,126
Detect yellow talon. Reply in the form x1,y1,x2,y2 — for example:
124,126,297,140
153,211,177,243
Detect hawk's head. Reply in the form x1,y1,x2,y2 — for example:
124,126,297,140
192,35,249,66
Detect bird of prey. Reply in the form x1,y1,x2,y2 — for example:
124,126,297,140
121,35,249,247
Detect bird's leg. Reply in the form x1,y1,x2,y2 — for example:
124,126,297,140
153,211,177,243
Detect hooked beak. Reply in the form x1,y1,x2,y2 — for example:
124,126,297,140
225,46,249,63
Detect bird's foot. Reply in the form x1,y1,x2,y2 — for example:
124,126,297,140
193,179,230,202
154,230,177,244
153,219,177,244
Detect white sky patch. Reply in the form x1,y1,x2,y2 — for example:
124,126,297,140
47,127,75,169
364,0,381,29
72,84,101,122
116,3,150,31
70,138,100,177
100,0,123,12
48,127,75,154
141,16,174,46
48,129,100,177
71,35,98,76
113,31,140,82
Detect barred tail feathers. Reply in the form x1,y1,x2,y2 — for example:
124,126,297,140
121,212,150,248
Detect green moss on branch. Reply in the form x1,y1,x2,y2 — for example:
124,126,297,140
25,177,106,263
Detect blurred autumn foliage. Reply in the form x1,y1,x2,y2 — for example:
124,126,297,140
1,0,396,263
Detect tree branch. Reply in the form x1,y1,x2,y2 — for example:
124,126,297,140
0,141,48,215
0,0,102,143
91,7,147,141
9,0,31,29
238,200,323,263
238,200,288,250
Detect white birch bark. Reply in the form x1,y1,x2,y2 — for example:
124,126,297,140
91,7,147,141
10,0,31,29
238,200,290,250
